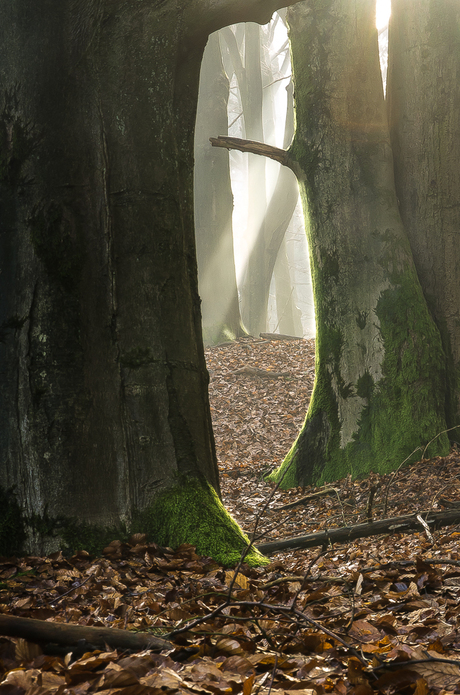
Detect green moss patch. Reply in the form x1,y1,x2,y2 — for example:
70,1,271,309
132,477,269,567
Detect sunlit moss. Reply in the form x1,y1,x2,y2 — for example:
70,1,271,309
132,476,269,567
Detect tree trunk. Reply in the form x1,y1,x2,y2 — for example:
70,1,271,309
239,23,269,336
219,28,300,337
268,0,449,487
273,236,303,336
194,32,245,346
0,0,301,561
387,0,460,433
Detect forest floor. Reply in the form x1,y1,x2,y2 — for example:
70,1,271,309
2,336,460,694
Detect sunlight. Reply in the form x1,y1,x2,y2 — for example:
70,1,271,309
376,0,391,30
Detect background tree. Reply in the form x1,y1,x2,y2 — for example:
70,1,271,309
220,21,307,337
194,33,245,345
0,0,302,560
271,0,457,486
387,0,460,433
213,0,451,487
270,0,451,486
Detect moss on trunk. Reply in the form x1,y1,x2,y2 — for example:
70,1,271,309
0,481,268,567
268,0,449,488
133,477,269,567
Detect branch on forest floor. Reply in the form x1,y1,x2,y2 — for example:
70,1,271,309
259,332,301,341
255,508,460,554
0,614,172,653
230,365,289,378
274,487,340,511
210,136,303,179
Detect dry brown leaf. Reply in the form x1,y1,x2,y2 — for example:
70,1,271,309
410,659,460,688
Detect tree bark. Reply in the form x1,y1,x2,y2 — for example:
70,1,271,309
267,0,449,487
387,0,460,433
0,0,298,560
0,614,172,652
256,508,460,554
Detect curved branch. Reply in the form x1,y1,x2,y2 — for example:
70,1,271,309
210,136,303,179
185,0,308,43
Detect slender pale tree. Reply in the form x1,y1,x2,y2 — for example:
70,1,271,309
194,33,245,345
221,24,301,335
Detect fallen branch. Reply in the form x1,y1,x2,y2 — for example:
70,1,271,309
256,508,460,554
274,487,340,511
0,614,172,652
259,333,302,341
230,365,289,378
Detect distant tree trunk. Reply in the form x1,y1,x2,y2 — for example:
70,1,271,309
0,0,302,560
243,79,301,336
273,237,303,336
194,32,245,345
387,0,460,433
239,23,268,336
268,0,449,487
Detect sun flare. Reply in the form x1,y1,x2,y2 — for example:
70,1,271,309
376,0,391,29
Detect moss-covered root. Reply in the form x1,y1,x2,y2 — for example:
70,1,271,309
134,478,269,567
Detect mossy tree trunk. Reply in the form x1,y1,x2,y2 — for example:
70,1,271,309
268,0,449,487
0,0,299,560
387,0,460,432
194,33,245,346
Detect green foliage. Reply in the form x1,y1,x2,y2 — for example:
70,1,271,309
132,477,269,567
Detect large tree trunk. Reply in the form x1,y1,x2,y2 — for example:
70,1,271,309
0,0,299,561
387,0,460,433
194,32,245,346
268,0,449,487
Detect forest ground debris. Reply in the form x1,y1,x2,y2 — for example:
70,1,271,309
2,338,460,693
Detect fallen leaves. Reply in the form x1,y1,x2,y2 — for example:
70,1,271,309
2,337,460,693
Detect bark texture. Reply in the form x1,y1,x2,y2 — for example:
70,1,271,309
387,0,460,431
0,0,298,557
0,0,219,553
268,0,449,487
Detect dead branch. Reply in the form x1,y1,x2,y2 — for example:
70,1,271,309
255,508,460,554
274,487,340,511
230,365,289,378
210,136,303,179
0,614,172,652
259,333,302,341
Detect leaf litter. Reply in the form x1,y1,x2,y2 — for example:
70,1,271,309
2,336,460,693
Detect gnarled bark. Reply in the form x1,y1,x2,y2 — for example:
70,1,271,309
0,0,302,559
